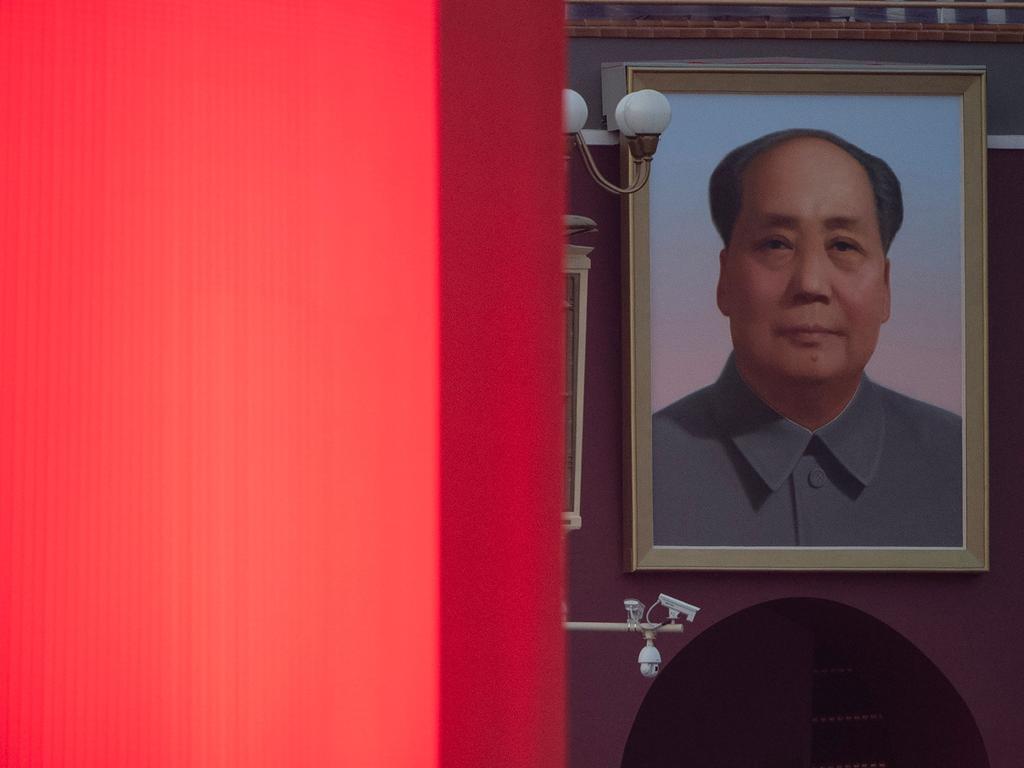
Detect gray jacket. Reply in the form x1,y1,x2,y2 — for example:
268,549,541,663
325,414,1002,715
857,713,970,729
652,357,963,547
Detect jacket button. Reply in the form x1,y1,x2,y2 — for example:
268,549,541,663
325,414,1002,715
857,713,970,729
808,467,827,488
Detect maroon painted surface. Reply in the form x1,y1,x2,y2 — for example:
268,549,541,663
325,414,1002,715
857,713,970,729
567,147,1024,768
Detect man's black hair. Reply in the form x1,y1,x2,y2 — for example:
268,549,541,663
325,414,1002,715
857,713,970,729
709,129,904,253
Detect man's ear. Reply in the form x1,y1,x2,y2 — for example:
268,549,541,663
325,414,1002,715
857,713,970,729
716,248,731,317
881,257,891,323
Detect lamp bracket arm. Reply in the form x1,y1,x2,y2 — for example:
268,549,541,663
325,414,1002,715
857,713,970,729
573,133,651,196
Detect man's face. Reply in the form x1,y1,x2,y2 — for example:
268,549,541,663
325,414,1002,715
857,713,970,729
717,137,891,395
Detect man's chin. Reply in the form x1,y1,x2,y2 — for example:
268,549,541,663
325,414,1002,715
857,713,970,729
779,366,848,388
747,356,852,390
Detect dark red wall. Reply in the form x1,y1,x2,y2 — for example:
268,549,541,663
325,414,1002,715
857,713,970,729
567,146,1024,767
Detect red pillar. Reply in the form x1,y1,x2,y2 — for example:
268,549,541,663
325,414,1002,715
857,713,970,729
439,1,566,766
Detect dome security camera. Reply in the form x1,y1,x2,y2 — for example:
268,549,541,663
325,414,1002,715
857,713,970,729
638,639,661,678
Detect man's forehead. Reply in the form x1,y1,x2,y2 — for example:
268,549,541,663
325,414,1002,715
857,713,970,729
736,140,878,225
746,212,874,231
743,138,870,187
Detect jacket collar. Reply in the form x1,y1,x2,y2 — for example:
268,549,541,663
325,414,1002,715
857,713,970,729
709,356,886,492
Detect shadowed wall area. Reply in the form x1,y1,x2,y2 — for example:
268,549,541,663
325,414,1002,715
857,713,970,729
623,598,988,768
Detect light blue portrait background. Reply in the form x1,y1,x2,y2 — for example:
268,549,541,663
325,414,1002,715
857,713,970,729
649,93,963,415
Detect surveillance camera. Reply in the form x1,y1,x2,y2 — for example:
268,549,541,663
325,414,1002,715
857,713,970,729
657,593,700,623
623,598,645,627
638,640,661,678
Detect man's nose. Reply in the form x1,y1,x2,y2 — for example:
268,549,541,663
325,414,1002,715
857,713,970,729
788,246,831,303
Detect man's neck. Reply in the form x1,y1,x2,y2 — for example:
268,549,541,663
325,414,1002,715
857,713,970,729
734,362,860,432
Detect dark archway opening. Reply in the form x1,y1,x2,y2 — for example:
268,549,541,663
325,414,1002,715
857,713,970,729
622,598,988,768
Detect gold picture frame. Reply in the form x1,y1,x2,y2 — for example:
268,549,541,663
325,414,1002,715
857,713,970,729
619,63,988,571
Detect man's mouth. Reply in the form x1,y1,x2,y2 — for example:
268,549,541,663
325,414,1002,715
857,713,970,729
776,324,843,341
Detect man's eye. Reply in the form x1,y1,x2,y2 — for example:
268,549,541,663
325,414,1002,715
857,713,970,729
761,238,791,250
830,240,859,253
